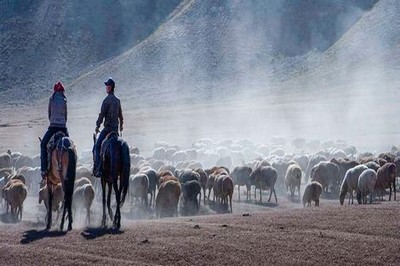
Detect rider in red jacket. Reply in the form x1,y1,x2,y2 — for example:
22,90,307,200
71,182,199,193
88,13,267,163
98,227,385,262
40,81,69,179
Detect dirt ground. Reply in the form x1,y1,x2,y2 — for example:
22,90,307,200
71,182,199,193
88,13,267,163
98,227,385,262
0,195,399,265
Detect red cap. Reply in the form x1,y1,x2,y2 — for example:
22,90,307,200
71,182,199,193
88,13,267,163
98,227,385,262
53,81,65,92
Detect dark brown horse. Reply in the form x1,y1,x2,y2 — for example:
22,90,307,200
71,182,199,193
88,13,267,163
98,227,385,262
93,132,130,229
44,132,77,231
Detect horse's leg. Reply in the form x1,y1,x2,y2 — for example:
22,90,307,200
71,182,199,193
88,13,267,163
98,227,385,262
67,187,73,231
60,185,68,231
101,178,107,228
107,181,113,222
112,177,121,229
47,185,53,230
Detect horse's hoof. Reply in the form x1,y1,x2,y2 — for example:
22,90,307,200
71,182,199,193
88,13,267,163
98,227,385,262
68,224,72,231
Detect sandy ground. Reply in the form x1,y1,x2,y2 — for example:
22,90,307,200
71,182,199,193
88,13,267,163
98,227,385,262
0,192,399,265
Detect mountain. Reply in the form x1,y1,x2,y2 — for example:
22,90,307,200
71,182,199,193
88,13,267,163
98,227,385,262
0,0,378,106
67,0,379,106
0,0,181,104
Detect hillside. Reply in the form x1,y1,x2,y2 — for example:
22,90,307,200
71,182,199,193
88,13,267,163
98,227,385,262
67,0,378,106
0,0,181,104
0,0,378,106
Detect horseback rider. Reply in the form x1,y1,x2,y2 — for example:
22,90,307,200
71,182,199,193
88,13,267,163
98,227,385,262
40,81,69,179
93,77,124,177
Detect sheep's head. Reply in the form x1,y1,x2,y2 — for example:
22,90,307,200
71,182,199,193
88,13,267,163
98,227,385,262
339,191,346,205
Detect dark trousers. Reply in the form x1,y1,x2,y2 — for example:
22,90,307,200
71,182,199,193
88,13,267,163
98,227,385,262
94,128,113,171
40,127,69,172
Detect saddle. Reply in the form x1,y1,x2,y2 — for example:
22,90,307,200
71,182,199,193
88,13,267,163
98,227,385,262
100,131,119,161
46,131,67,172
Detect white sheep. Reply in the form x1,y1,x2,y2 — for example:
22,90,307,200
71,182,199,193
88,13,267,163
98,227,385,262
39,183,64,223
284,164,302,199
356,169,377,204
129,173,149,208
72,183,95,225
74,177,91,188
302,181,323,207
339,165,368,205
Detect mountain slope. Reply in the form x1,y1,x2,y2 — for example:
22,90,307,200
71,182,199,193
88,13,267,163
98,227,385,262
67,0,378,106
0,0,181,104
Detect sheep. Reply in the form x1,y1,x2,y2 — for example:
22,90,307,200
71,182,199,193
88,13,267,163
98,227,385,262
339,165,368,205
74,177,92,188
206,167,229,202
129,146,140,155
330,158,359,182
181,180,201,215
142,168,158,206
231,166,252,201
305,154,327,182
14,155,33,170
152,147,166,161
364,161,381,172
0,153,11,169
292,154,309,174
271,158,293,191
2,179,27,220
249,166,277,204
284,164,302,199
158,170,175,178
311,161,341,193
129,173,149,208
72,183,95,225
302,181,323,207
178,169,200,184
150,159,165,172
220,175,234,213
375,163,396,201
76,166,94,184
10,174,26,185
159,175,179,187
156,180,181,218
193,168,208,205
158,165,176,175
39,183,64,223
17,166,41,193
356,169,377,204
171,151,187,164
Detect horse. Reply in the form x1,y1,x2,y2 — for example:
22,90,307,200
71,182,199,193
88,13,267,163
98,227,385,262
44,131,77,231
93,131,130,229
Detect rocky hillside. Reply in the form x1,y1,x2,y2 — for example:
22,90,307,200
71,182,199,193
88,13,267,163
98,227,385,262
67,0,379,107
0,0,181,104
0,0,378,106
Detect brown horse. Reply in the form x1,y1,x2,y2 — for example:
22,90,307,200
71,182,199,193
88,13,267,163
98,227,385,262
45,132,77,231
93,132,130,229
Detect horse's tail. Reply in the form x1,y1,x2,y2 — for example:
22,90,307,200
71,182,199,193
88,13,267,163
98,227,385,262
67,146,77,186
120,141,131,207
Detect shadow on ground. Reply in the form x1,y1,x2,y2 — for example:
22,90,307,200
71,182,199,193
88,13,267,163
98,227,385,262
20,229,67,244
80,227,124,240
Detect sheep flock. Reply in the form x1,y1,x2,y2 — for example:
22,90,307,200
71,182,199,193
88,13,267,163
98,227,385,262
1,137,400,227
